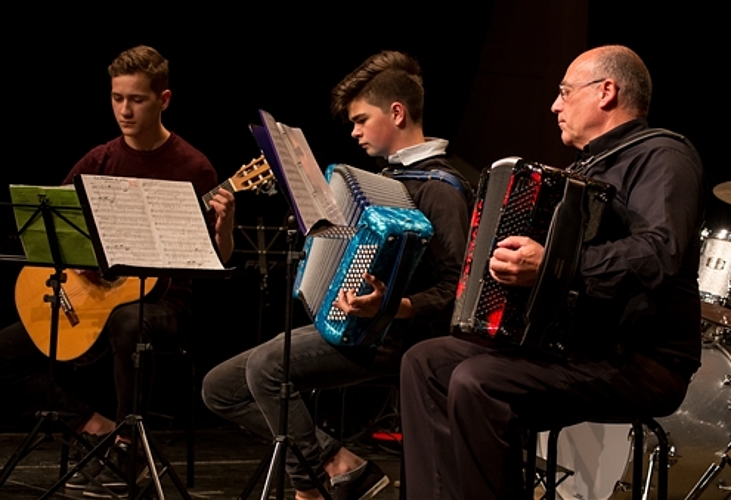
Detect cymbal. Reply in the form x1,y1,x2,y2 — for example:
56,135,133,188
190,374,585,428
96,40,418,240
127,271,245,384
713,181,731,204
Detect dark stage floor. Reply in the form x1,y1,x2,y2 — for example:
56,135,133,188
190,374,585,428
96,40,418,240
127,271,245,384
0,424,404,499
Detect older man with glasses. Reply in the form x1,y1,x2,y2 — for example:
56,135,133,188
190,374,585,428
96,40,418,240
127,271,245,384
399,44,706,500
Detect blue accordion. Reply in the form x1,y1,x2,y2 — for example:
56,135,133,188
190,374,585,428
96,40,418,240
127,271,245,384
294,164,433,347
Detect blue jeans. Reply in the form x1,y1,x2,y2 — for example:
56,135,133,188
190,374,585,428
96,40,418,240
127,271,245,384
202,323,403,490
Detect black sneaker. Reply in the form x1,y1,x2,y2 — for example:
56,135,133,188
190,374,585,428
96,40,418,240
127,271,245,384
329,461,390,500
64,433,109,490
82,441,147,499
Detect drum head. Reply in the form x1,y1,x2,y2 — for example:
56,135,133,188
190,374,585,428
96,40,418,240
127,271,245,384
538,423,632,500
611,343,731,499
655,343,731,498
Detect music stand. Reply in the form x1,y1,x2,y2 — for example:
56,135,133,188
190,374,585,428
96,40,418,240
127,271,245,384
234,218,287,344
0,189,103,489
236,110,345,500
32,175,235,500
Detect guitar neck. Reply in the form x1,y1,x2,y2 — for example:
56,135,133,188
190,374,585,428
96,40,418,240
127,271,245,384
202,179,234,210
202,156,273,211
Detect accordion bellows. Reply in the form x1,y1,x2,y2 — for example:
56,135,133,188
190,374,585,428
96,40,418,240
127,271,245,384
294,164,433,347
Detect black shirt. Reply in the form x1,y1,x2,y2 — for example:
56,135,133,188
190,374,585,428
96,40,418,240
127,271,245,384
393,156,474,341
575,118,706,373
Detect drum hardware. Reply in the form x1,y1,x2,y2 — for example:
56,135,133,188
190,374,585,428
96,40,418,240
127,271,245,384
683,441,730,500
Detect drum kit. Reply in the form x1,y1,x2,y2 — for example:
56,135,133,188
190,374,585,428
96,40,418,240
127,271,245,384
539,182,731,499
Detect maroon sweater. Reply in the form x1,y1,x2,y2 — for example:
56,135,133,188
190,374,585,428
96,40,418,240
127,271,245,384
63,133,219,303
63,133,217,196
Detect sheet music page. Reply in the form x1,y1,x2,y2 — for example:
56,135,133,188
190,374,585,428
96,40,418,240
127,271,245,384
258,110,345,235
79,175,223,270
283,125,345,230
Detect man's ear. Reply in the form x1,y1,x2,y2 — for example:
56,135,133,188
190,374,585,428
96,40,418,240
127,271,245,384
598,79,619,111
160,89,172,111
391,102,407,128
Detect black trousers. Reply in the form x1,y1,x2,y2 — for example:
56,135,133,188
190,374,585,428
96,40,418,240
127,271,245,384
0,295,189,433
399,336,689,500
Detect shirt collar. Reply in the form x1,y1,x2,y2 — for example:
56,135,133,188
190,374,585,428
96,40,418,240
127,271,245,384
579,118,648,161
387,138,449,166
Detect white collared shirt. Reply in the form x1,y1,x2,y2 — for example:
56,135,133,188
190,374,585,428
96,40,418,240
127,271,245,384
387,138,449,166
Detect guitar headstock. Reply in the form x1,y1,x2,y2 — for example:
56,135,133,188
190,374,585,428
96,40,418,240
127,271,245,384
230,156,274,193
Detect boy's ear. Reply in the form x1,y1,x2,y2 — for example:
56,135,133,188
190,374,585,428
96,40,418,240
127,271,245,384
160,89,172,110
391,102,407,127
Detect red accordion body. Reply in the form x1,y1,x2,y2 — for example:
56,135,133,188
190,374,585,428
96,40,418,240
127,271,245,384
451,157,613,356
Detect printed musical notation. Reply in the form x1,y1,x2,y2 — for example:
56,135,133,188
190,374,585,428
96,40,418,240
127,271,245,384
78,175,224,272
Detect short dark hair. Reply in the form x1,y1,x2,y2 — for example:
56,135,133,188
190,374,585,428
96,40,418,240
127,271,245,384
595,45,652,117
331,50,424,124
108,45,169,95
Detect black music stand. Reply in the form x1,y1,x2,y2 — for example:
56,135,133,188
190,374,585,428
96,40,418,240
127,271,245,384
236,111,341,500
0,193,102,489
34,174,235,500
234,218,287,344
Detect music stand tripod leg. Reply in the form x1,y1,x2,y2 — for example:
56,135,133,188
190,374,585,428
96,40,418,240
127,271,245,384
239,217,332,500
0,199,102,490
41,277,194,500
126,276,192,500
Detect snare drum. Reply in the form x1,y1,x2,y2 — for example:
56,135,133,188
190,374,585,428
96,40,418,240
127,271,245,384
699,228,731,309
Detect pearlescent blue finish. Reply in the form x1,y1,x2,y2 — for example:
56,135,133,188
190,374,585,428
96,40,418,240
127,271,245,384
315,205,432,346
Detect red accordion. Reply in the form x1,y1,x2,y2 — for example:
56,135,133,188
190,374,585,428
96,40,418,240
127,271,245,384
451,157,614,356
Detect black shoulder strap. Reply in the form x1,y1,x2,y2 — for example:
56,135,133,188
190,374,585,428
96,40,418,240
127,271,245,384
569,128,685,176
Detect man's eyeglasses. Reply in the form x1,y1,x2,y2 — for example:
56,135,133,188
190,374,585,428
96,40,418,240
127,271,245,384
558,78,606,101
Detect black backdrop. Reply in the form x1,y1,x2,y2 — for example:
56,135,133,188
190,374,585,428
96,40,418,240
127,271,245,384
1,3,727,409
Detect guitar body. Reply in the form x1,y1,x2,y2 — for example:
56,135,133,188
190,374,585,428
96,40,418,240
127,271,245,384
15,267,159,361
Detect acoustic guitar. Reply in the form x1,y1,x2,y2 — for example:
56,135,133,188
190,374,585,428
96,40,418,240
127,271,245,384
15,156,273,361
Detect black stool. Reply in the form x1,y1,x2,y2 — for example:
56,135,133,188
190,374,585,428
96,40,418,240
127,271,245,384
526,418,669,500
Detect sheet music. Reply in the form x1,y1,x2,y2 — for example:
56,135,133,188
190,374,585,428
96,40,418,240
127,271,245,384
79,175,224,271
258,110,346,235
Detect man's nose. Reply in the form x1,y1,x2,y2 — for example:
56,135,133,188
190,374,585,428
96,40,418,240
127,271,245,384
550,95,562,114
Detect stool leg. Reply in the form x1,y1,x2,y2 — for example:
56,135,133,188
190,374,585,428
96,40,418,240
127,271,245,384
185,351,195,488
645,419,669,500
524,429,537,500
545,429,560,500
632,422,644,500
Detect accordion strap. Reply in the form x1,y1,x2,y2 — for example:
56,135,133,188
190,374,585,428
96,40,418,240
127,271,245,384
568,128,685,176
381,167,469,197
